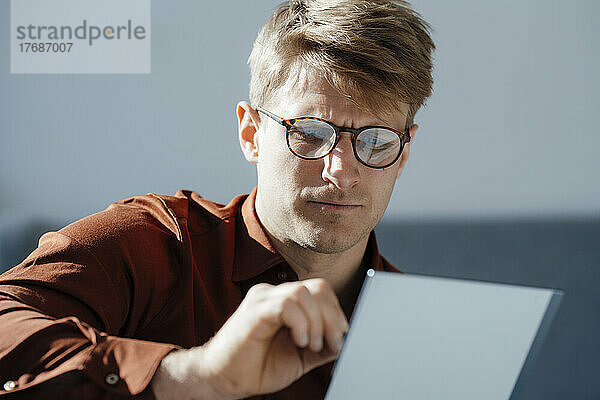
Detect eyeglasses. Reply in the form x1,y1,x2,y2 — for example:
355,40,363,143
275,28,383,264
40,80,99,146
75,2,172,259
256,106,411,169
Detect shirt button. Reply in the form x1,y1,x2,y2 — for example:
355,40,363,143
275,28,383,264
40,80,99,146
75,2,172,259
105,373,120,385
277,270,288,282
3,381,16,391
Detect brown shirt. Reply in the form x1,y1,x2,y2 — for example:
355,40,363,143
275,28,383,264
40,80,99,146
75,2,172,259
0,187,399,399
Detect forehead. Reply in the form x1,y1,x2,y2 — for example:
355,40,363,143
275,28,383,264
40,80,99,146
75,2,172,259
272,69,408,130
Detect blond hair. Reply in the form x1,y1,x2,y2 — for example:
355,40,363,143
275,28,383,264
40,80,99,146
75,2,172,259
248,0,435,128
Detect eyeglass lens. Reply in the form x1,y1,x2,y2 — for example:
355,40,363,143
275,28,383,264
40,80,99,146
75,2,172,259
288,119,336,158
355,128,401,167
287,119,401,168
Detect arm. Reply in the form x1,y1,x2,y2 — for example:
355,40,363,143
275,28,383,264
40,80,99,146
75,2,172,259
0,200,185,398
0,293,177,398
0,229,179,398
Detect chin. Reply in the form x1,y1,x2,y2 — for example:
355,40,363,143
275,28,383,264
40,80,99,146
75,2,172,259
293,223,370,254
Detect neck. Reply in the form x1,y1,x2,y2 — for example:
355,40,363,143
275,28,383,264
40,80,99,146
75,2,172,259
267,231,370,308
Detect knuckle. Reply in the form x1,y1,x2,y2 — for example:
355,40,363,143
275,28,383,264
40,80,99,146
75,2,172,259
255,313,273,326
241,283,275,311
290,284,310,299
279,296,295,313
279,298,306,328
311,278,329,292
246,282,270,297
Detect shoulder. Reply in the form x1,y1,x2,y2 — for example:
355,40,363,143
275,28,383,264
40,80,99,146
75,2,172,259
60,190,248,247
55,192,189,251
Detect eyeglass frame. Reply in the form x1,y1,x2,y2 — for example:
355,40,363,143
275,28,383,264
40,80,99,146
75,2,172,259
255,106,412,169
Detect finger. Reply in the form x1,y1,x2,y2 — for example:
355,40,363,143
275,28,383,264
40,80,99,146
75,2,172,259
279,297,309,348
311,289,347,354
300,340,341,374
292,285,324,352
320,304,346,354
304,279,349,336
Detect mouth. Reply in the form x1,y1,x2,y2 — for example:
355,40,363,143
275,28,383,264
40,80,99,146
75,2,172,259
306,200,362,212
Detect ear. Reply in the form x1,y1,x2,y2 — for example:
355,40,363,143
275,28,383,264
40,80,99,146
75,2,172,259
396,124,418,179
237,101,262,164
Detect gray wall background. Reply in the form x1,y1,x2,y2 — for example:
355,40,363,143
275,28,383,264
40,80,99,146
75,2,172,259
1,0,599,223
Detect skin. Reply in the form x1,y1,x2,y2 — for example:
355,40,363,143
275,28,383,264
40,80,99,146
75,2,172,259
152,74,417,399
240,76,416,301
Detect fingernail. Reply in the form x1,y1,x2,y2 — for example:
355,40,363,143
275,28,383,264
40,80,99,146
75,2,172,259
301,333,309,347
335,336,344,352
314,336,323,351
341,316,349,331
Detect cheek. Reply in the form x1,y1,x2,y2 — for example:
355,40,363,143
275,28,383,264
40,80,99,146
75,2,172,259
259,133,322,185
257,133,287,172
367,170,398,213
257,135,304,197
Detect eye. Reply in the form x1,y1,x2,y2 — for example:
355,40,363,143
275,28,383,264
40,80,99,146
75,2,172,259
355,128,401,167
289,126,323,143
287,119,336,158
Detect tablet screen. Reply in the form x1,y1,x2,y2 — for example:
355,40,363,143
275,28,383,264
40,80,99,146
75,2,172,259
325,271,563,400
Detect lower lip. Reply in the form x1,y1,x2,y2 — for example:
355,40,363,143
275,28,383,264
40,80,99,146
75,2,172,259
307,201,362,213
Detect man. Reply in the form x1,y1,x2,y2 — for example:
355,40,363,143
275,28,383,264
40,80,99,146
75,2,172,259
0,0,434,398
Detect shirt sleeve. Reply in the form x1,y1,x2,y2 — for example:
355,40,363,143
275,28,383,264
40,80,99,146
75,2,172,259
0,200,186,398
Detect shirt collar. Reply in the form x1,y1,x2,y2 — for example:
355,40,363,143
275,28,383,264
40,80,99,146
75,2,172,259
231,186,390,282
232,187,285,282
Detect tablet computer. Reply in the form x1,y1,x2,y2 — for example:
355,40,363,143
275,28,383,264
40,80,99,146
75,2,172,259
325,271,563,400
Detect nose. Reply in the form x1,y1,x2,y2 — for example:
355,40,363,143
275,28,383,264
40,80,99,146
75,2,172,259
321,132,360,190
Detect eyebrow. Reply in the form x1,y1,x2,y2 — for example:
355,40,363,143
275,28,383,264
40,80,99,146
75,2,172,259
291,107,400,130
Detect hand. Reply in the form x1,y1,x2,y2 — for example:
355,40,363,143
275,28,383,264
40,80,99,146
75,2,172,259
152,278,349,400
